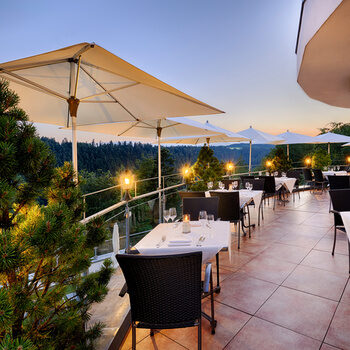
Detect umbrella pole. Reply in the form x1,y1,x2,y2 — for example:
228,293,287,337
287,144,289,159
72,116,78,178
249,141,252,174
328,143,330,155
157,124,162,224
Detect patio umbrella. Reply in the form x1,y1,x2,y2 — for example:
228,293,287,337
160,118,249,145
342,143,350,147
296,0,350,108
67,118,224,221
277,130,318,159
237,126,285,173
0,42,223,178
313,132,350,154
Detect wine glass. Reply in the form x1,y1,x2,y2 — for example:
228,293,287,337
207,181,213,190
233,181,238,190
207,214,214,227
163,209,170,223
198,210,207,230
245,181,250,190
169,207,177,222
249,183,253,191
282,172,286,178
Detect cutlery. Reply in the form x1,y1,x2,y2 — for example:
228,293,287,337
156,235,166,248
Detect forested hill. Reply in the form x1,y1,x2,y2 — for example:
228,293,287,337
41,137,273,173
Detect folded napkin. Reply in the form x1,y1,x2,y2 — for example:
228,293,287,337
190,222,201,227
168,235,192,244
168,242,192,247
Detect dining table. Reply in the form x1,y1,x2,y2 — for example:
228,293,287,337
275,176,297,193
323,170,348,179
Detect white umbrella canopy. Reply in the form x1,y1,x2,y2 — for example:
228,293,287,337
277,130,318,159
296,0,350,107
313,132,350,154
160,118,249,145
0,42,223,176
237,126,285,172
68,118,224,222
342,143,350,147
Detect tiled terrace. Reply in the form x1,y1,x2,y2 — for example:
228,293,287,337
120,191,350,350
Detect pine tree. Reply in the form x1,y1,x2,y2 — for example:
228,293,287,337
0,79,113,349
189,145,224,190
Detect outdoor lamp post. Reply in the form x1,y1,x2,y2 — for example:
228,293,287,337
120,171,135,253
265,160,272,174
182,166,191,189
226,161,234,179
305,157,312,168
346,156,350,164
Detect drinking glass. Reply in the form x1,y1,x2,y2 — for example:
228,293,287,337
207,181,213,190
282,172,286,178
245,182,250,190
218,181,224,190
199,210,207,228
207,214,214,224
169,207,177,222
249,183,253,191
233,181,238,190
163,209,170,223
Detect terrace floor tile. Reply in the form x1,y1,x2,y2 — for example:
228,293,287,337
256,286,337,340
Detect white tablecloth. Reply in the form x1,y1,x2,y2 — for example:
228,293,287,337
340,212,350,241
323,171,348,178
275,177,296,193
206,189,263,223
135,221,231,263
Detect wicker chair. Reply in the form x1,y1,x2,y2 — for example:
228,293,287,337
252,178,265,225
240,176,255,189
302,168,315,191
286,169,302,201
259,175,278,210
117,252,214,349
182,197,219,221
312,169,328,192
209,191,244,249
328,176,350,212
329,189,350,273
222,179,240,190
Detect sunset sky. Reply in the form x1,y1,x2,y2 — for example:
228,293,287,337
1,0,349,142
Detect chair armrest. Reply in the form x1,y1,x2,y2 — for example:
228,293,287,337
203,263,212,293
330,209,340,215
119,282,128,297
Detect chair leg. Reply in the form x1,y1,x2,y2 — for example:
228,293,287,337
215,253,220,292
209,271,215,334
150,329,155,336
298,190,300,199
248,207,251,238
198,318,202,350
348,240,350,274
332,226,337,256
237,221,240,249
273,196,276,210
132,322,136,350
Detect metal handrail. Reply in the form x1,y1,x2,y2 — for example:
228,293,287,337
81,182,185,224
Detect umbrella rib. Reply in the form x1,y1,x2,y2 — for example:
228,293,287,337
79,65,140,121
0,74,64,100
79,59,224,113
1,70,67,100
0,59,69,72
72,43,95,59
79,82,140,101
117,122,139,136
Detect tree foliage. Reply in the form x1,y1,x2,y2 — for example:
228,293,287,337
0,80,112,349
268,148,292,172
189,145,224,191
311,148,331,170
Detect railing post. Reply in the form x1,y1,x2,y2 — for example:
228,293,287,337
83,196,86,219
125,201,131,253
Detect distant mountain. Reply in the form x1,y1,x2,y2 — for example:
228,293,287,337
41,137,273,174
